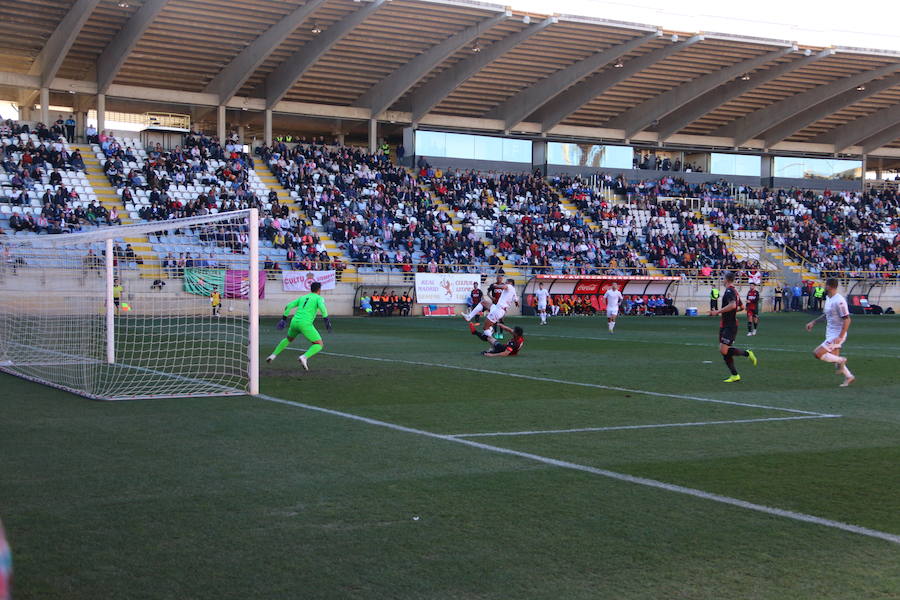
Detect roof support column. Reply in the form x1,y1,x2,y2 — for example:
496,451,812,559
217,104,226,142
96,92,105,134
39,87,49,126
368,118,377,154
264,108,273,146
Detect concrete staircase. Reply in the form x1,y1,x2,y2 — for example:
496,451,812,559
254,169,356,278
556,193,600,232
763,243,815,285
702,218,812,284
72,144,158,279
557,188,663,275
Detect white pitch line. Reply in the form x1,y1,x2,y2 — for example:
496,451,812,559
450,414,842,438
397,321,900,358
290,349,829,417
520,330,900,357
254,392,900,546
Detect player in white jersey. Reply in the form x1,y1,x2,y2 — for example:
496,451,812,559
534,282,551,325
474,279,518,341
805,278,855,387
464,274,503,323
603,282,624,333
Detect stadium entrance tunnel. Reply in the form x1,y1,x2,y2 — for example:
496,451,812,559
522,274,680,316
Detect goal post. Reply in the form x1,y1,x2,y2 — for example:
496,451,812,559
0,209,260,400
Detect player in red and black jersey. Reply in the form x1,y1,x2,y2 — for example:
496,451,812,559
709,271,757,382
478,323,525,357
745,282,760,336
487,275,504,305
468,283,484,323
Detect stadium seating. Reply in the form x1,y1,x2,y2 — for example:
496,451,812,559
17,125,890,280
261,141,492,274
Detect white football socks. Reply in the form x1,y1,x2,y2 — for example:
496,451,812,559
467,304,485,320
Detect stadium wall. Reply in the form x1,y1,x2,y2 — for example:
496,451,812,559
6,269,897,317
412,159,863,191
417,156,534,174
547,166,762,187
770,177,862,191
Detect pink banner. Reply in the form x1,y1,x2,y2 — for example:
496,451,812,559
225,269,266,299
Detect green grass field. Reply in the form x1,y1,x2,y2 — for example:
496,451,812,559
2,312,899,599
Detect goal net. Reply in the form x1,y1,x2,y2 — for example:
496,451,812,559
0,209,259,400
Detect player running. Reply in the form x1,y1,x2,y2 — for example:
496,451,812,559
474,323,525,357
534,282,550,325
745,282,760,336
709,271,757,383
603,282,624,333
805,278,855,387
267,281,332,371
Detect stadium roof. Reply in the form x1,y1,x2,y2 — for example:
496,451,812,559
2,0,900,157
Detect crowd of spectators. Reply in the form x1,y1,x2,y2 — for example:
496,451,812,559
0,119,117,235
261,139,491,273
6,118,888,281
554,173,898,278
428,169,645,275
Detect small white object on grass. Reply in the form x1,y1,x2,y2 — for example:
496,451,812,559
412,516,420,521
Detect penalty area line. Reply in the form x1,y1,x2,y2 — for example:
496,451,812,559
287,349,830,417
254,392,899,546
450,414,842,438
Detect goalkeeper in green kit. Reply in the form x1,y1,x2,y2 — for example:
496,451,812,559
266,281,332,371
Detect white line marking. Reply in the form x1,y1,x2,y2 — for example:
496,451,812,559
370,319,900,356
255,392,900,546
288,349,828,417
450,414,842,438
523,331,900,357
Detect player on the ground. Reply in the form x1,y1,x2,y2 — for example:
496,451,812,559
709,271,757,382
534,282,550,325
473,322,525,357
267,280,332,371
805,278,855,387
603,282,624,333
464,274,503,323
469,278,517,342
745,282,760,336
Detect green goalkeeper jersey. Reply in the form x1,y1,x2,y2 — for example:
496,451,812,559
284,292,328,325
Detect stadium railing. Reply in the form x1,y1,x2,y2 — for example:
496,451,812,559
113,258,900,287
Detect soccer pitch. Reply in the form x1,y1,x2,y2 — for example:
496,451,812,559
2,313,899,599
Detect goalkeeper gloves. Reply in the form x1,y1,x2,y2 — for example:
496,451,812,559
276,317,287,330
324,317,333,332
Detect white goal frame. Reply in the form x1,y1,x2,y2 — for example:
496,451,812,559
0,209,259,400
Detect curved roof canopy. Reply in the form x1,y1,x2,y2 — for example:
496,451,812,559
2,0,899,156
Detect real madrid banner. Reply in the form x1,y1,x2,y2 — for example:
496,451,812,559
414,273,481,304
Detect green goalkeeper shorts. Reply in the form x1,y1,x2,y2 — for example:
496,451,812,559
288,321,322,343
